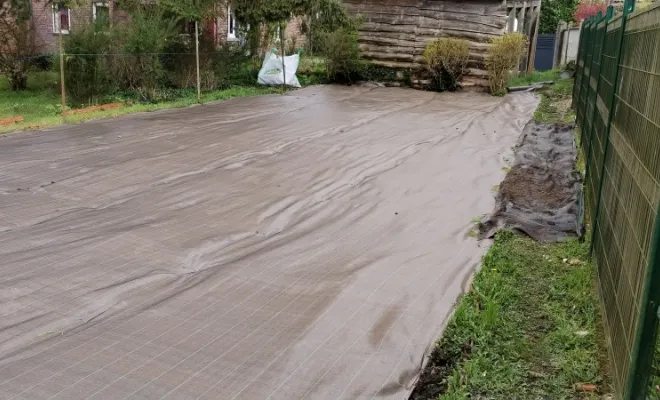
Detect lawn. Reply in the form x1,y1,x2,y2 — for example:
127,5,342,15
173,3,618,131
411,73,610,400
0,71,62,124
0,71,281,134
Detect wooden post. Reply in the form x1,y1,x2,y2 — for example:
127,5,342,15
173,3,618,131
507,7,516,32
564,23,571,65
527,6,541,73
518,1,527,33
279,22,286,95
58,31,66,118
195,20,201,103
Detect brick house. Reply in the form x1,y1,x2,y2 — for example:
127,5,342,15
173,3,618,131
30,1,304,54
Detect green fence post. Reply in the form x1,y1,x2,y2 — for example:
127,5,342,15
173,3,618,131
590,0,634,256
583,8,614,187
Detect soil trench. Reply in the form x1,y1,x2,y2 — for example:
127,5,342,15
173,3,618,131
479,121,583,242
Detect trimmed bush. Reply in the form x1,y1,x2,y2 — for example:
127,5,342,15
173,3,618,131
423,38,470,91
486,33,528,95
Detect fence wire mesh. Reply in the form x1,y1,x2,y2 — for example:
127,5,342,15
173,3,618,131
573,2,660,399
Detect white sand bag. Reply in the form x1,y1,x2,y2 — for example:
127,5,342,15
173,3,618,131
257,52,301,88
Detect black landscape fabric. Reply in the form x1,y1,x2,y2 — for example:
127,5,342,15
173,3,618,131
479,121,583,242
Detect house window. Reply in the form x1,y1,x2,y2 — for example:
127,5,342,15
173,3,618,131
52,5,70,34
227,6,237,40
93,2,110,26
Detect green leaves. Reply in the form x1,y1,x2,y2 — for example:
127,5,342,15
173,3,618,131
158,0,223,22
540,0,579,33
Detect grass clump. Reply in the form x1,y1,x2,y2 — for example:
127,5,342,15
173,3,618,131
423,38,470,91
509,69,561,87
486,33,528,95
534,78,575,124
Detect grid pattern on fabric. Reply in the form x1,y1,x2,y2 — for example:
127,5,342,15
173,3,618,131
573,3,660,399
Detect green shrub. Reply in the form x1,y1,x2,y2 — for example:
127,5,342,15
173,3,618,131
423,38,470,91
64,19,114,105
486,33,528,95
214,44,256,87
358,64,397,82
322,27,362,84
161,32,220,90
33,55,54,72
112,11,178,101
298,0,360,55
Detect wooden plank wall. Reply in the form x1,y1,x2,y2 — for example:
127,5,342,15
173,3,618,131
343,0,509,78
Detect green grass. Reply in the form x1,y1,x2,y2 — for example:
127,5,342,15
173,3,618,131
0,71,62,123
509,69,562,87
0,71,282,134
534,78,575,124
436,232,604,400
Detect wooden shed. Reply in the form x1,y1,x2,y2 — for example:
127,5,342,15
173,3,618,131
343,0,541,84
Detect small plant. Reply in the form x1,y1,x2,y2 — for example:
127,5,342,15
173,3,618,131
322,27,363,84
423,38,470,91
486,33,528,95
564,60,576,73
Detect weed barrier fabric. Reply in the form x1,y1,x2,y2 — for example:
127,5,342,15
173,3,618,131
479,121,583,242
0,87,537,399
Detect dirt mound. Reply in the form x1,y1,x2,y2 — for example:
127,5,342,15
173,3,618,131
479,121,583,242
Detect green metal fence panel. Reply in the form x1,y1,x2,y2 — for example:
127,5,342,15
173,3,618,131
574,1,660,398
588,12,624,236
574,20,589,116
617,5,660,398
583,11,610,169
579,20,596,141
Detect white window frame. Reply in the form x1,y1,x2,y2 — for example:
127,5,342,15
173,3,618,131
227,6,237,41
52,4,71,35
93,1,109,21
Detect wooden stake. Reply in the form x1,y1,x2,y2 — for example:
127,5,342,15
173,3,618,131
280,22,286,95
58,31,66,117
195,20,201,103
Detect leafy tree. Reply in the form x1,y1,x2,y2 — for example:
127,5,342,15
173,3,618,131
574,0,607,21
300,0,359,54
0,0,79,90
230,0,355,88
539,0,579,33
231,0,305,90
158,0,223,22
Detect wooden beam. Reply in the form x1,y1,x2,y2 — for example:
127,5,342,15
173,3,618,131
527,6,541,72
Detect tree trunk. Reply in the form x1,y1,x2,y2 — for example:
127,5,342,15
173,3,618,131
9,73,27,91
